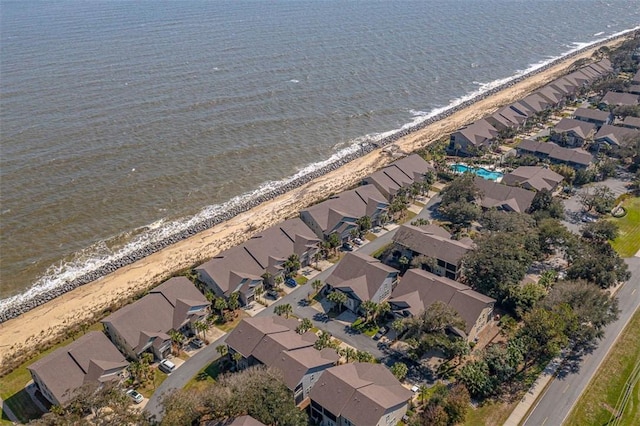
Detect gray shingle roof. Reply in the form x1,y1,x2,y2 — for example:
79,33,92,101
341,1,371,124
325,252,398,302
601,91,639,106
364,154,434,200
474,177,536,213
517,139,592,167
553,118,596,139
390,269,495,334
392,224,473,266
594,124,640,146
573,107,611,123
310,363,412,425
101,277,208,352
502,166,564,192
454,119,498,147
28,332,128,405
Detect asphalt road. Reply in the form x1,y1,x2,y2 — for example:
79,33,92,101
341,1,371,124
523,257,640,426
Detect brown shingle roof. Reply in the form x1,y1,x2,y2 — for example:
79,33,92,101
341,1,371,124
520,93,551,113
364,154,434,200
392,224,473,266
502,166,564,192
622,116,640,130
390,269,495,335
195,245,265,295
301,185,388,235
553,118,596,139
325,252,398,302
474,177,536,213
101,277,208,353
454,119,498,148
225,416,267,426
573,107,611,123
517,139,592,167
243,218,319,272
536,85,565,105
28,332,128,405
310,363,412,425
594,124,640,146
601,91,639,106
225,316,299,358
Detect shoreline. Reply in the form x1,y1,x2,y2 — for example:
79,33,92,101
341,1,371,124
0,31,634,369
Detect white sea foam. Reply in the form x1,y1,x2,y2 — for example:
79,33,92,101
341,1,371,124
2,26,639,314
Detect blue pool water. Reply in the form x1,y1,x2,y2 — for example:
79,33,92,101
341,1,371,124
451,164,504,181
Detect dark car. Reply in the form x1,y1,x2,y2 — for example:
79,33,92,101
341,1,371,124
373,326,388,340
342,242,354,251
191,337,205,348
266,289,279,299
285,278,297,287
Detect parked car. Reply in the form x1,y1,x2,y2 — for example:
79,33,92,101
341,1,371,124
342,242,354,251
159,359,176,374
126,389,144,404
191,337,205,348
285,278,297,287
353,238,365,245
266,289,279,299
373,326,388,341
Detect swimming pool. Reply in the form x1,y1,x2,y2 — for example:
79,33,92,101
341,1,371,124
450,164,503,181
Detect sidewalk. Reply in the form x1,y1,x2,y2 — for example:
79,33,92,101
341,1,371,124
503,358,562,426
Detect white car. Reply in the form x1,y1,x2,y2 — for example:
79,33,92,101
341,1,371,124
159,359,176,373
126,389,144,404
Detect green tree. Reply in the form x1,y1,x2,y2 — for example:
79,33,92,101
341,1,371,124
214,297,227,316
518,306,573,369
528,188,565,219
169,329,186,355
327,232,342,254
296,318,313,334
422,404,449,426
542,280,619,351
228,292,240,312
355,350,376,363
327,290,348,313
193,320,208,340
566,240,630,288
404,301,466,337
579,185,615,213
356,215,372,234
360,300,378,324
313,331,333,351
216,344,228,359
581,220,619,241
283,254,301,278
390,362,408,381
311,279,323,294
444,383,471,425
463,232,535,304
340,346,357,363
274,303,293,318
398,255,410,273
457,360,494,399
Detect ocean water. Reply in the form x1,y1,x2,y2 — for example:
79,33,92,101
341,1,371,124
1,0,639,309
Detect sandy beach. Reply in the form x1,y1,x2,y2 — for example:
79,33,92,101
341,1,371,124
0,37,626,371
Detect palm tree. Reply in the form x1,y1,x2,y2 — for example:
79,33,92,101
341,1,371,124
327,290,348,313
311,279,324,295
340,346,356,363
375,301,391,324
360,300,377,324
284,254,301,278
254,285,264,303
232,352,243,369
216,344,228,359
193,320,208,340
398,256,410,273
418,385,429,406
169,330,185,355
296,318,313,334
327,233,341,254
214,297,227,316
261,272,273,287
274,275,284,290
274,303,293,318
228,292,240,312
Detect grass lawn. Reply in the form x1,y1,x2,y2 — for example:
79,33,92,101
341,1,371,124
185,359,224,392
295,275,309,285
609,197,640,257
216,310,249,333
464,400,518,426
351,318,379,337
364,232,378,241
565,310,640,426
0,323,104,424
138,369,169,398
398,210,418,224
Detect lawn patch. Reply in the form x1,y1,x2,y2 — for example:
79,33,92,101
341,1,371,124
216,310,249,333
464,400,518,426
186,359,224,392
364,232,378,241
295,275,309,285
608,197,640,257
565,310,640,426
138,369,169,398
